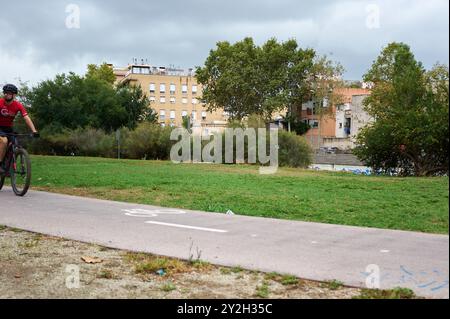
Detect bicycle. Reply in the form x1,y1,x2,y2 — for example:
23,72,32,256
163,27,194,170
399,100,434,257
0,132,35,196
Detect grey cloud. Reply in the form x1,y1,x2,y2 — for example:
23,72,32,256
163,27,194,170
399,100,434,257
0,0,448,84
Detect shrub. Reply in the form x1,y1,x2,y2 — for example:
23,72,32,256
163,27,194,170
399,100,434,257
25,127,116,158
123,122,173,160
68,128,116,158
278,130,312,168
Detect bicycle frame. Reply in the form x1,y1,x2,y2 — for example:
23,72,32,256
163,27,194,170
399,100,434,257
2,137,20,175
1,133,29,175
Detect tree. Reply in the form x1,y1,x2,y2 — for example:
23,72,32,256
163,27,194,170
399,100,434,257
116,82,153,128
86,63,116,84
24,67,152,133
257,38,315,122
281,113,311,135
196,37,315,123
354,43,449,176
307,56,345,148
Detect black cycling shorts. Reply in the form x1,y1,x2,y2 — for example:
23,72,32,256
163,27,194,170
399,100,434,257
0,126,13,134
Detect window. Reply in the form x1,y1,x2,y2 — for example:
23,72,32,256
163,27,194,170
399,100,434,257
160,84,166,93
192,98,198,105
149,96,156,102
182,84,188,94
192,85,198,94
170,97,176,104
202,111,207,121
170,110,176,119
160,97,166,104
339,123,343,129
149,83,155,93
191,111,197,120
159,110,166,121
132,67,149,74
182,98,188,104
170,84,176,94
181,110,188,117
309,120,319,128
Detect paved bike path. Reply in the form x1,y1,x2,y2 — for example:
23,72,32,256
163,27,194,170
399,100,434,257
0,188,448,298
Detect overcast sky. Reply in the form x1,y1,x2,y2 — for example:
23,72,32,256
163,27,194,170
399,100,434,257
0,0,448,85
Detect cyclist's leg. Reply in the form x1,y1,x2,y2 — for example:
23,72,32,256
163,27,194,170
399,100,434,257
0,137,6,161
0,137,6,174
0,127,12,169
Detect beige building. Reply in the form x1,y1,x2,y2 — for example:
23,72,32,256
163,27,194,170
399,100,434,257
113,63,228,135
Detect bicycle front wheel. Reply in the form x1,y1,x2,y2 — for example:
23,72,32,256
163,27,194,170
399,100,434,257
11,148,31,196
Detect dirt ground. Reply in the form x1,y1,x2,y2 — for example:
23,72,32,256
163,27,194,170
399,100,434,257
0,226,364,299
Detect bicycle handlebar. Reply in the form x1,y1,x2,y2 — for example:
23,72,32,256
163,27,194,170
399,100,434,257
0,132,38,138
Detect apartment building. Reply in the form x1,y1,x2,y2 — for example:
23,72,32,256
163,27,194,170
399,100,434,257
113,63,371,147
300,88,372,150
113,63,228,135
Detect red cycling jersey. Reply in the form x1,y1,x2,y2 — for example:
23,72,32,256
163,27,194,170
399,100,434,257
0,98,28,127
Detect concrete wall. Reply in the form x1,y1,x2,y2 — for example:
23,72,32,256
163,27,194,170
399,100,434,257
350,95,374,140
314,153,364,166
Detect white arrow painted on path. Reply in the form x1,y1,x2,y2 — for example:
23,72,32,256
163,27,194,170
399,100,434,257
145,221,228,233
122,208,187,217
122,208,228,233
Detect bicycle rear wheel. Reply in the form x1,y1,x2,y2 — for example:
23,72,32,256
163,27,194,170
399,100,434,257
11,148,31,196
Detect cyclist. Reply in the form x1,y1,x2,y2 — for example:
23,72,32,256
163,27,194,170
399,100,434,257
0,84,39,174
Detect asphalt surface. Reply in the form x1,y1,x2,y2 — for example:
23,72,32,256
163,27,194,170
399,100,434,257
0,188,448,298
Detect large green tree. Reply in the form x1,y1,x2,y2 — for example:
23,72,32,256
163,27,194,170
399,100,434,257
23,65,151,133
86,63,116,84
354,43,449,176
196,37,315,122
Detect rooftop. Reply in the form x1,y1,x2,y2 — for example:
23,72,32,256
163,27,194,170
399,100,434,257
114,64,195,78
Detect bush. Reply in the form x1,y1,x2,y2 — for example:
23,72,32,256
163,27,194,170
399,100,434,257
278,130,313,168
27,127,116,158
122,122,173,160
25,122,312,168
215,128,312,168
68,128,116,157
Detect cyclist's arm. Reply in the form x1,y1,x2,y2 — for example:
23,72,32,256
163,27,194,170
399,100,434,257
17,102,37,134
23,115,38,133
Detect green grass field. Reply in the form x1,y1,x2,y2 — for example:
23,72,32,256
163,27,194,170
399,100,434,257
16,156,449,234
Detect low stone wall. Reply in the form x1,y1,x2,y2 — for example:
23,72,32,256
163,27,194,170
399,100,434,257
313,153,364,166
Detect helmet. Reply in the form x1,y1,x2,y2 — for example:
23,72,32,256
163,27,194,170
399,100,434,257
3,84,18,94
